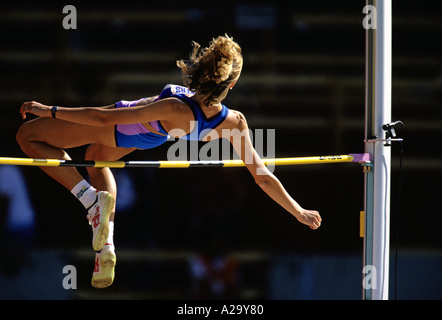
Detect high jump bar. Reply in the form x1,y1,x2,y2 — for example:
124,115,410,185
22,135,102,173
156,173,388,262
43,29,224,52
0,153,370,168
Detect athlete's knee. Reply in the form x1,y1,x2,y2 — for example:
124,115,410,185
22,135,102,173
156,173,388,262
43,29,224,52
16,122,33,150
84,145,116,187
85,144,103,161
85,145,108,176
16,120,48,156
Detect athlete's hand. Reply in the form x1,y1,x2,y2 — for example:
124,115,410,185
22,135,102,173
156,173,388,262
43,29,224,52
297,209,322,230
20,101,51,119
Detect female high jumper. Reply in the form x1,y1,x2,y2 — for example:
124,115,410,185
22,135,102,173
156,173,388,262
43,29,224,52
16,35,321,288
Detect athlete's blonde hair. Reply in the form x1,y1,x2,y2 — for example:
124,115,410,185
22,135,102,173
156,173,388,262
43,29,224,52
177,34,243,106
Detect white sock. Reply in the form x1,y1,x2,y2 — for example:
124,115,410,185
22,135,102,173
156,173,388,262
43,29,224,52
71,179,97,209
106,221,114,246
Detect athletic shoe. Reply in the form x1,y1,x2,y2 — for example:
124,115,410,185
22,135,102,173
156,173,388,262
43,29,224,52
86,191,114,251
91,244,116,288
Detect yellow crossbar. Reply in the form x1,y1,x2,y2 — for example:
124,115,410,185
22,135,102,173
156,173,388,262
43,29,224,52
0,154,369,168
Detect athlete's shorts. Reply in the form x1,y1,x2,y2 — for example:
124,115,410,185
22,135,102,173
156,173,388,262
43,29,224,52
114,100,169,149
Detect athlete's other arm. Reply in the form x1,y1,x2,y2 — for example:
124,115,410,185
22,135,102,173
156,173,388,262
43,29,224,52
19,98,184,126
228,111,322,230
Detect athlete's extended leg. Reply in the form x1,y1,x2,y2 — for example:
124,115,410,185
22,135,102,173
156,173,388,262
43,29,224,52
85,144,136,288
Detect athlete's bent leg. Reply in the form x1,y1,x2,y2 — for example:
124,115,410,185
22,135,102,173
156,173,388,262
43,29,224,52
16,117,116,190
16,117,118,252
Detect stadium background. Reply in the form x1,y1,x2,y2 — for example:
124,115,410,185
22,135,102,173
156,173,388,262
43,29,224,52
0,0,440,299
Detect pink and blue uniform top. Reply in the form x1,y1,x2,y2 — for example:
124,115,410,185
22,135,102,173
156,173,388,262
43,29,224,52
114,84,229,149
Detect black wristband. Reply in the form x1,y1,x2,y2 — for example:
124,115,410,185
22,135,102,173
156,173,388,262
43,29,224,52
51,106,58,118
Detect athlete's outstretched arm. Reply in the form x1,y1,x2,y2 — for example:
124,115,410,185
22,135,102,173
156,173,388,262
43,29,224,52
19,97,181,126
229,111,322,230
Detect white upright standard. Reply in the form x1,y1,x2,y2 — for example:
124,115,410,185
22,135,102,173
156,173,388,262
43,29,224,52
363,0,392,300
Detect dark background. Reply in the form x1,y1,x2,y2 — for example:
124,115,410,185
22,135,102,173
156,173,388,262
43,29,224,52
0,0,440,300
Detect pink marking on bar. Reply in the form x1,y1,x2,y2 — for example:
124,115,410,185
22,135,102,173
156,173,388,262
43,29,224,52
349,153,372,162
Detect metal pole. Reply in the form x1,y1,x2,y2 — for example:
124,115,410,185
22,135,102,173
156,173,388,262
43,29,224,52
363,0,392,300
